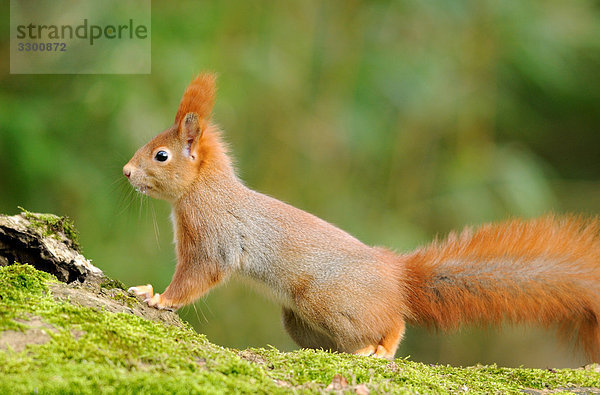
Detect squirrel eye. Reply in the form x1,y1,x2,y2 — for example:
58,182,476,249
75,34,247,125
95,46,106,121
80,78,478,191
154,150,169,162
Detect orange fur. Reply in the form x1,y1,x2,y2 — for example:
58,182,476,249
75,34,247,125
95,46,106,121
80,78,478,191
403,215,600,361
160,207,227,307
125,72,600,363
174,73,217,123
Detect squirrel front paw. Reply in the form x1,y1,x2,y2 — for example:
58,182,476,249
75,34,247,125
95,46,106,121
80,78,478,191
128,284,176,311
128,284,154,299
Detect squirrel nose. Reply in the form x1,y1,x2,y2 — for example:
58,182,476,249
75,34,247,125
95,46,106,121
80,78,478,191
123,164,132,178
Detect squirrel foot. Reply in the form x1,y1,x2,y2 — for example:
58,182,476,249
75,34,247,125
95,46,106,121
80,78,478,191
354,324,404,360
354,345,377,356
354,344,393,359
128,284,176,311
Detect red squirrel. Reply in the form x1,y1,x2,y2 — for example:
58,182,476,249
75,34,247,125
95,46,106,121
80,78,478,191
124,73,600,361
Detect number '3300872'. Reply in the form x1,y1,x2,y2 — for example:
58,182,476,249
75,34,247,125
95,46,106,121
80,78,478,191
17,42,66,51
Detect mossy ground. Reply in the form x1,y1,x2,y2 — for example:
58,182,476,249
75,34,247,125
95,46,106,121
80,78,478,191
0,264,598,394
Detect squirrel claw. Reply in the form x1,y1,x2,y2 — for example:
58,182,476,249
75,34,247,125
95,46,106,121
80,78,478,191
128,284,172,309
131,288,176,311
146,292,163,308
148,293,176,311
354,344,393,359
374,345,390,358
354,345,376,357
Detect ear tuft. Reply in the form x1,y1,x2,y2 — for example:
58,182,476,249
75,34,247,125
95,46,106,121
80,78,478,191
175,73,217,124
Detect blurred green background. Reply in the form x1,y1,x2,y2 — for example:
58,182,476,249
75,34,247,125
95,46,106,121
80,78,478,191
2,0,600,368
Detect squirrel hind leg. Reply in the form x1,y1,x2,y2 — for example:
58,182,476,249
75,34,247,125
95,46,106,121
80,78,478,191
354,322,405,360
283,307,405,360
282,307,338,351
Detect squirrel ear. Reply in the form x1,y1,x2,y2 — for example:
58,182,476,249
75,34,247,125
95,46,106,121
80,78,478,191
179,112,204,158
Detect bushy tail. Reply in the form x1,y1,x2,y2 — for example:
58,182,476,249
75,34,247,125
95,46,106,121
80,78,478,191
403,215,600,361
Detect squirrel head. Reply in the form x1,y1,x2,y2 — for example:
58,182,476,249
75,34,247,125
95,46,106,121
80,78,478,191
123,72,229,202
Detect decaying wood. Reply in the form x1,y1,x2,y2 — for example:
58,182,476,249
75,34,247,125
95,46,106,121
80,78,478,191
0,212,100,283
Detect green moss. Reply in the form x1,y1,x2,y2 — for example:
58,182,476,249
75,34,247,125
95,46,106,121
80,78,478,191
0,264,599,394
100,277,126,291
107,290,137,308
18,206,81,252
100,277,136,307
244,348,600,393
0,263,55,331
0,264,282,393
